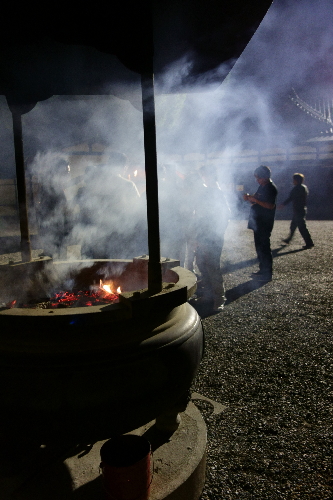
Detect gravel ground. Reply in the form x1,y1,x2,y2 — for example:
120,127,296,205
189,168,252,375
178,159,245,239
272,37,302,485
0,220,331,499
192,220,333,500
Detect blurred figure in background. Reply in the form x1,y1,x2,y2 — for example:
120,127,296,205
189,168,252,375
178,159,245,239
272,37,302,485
192,165,230,312
35,157,72,260
183,169,202,270
76,151,147,259
158,163,188,265
278,173,314,249
243,165,277,281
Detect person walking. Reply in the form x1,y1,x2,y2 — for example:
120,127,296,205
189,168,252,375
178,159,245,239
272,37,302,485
243,165,278,281
278,173,314,249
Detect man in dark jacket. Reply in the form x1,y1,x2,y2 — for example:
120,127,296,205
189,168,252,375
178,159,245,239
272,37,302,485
193,165,230,311
243,165,278,281
278,173,314,249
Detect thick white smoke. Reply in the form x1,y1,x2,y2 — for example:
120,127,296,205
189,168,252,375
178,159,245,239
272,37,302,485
153,0,333,265
1,0,333,274
28,149,148,262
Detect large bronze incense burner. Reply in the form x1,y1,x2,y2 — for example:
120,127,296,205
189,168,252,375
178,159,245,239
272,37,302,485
0,257,202,444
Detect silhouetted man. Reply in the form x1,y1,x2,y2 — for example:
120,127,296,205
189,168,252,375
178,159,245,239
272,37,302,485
243,165,277,281
193,165,230,311
278,173,314,249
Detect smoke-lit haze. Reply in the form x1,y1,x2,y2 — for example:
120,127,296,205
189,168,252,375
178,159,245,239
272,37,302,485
1,0,332,278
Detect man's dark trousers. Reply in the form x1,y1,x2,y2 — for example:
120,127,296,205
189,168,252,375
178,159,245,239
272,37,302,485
254,227,273,275
288,213,313,246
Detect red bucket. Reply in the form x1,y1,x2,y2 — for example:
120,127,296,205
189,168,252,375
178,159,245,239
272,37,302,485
100,434,152,500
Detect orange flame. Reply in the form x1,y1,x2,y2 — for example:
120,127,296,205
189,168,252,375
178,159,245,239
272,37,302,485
99,280,121,295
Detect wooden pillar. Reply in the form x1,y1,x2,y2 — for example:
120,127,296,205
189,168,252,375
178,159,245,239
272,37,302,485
141,72,162,294
11,110,32,262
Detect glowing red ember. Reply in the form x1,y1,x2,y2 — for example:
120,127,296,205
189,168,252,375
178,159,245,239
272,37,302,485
49,289,119,308
6,280,121,309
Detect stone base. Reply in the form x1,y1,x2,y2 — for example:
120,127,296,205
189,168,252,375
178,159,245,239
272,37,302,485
5,402,206,500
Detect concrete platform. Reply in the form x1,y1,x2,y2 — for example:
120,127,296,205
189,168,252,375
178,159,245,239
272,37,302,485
2,402,206,500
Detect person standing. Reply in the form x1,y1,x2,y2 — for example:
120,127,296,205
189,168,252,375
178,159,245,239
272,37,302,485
193,165,230,312
35,157,72,260
278,173,314,249
76,151,146,259
243,165,278,281
158,163,187,265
